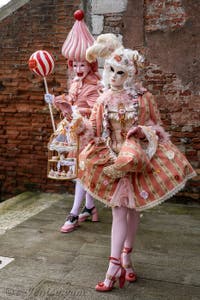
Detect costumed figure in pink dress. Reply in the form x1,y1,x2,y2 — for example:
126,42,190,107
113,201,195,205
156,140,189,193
70,33,196,291
46,10,102,233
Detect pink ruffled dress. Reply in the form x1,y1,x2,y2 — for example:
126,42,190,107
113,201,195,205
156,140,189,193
77,89,196,211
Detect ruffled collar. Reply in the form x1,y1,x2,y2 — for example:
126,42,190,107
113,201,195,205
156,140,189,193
103,89,133,107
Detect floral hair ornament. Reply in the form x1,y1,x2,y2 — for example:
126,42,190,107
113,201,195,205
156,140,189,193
114,55,122,62
132,50,145,69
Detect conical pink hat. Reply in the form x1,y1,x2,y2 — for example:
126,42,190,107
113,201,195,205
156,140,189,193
62,10,94,61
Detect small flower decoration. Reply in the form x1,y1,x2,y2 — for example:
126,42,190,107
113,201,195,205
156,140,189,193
140,190,149,200
166,150,175,160
103,180,109,186
79,160,85,170
114,55,122,62
118,108,126,114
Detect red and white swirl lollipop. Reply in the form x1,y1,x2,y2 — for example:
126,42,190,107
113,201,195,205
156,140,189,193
28,50,54,77
28,50,56,132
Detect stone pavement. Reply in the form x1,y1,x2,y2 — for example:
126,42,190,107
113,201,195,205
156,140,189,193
0,192,199,300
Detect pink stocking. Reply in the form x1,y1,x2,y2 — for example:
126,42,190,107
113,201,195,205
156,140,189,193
103,207,140,286
124,209,140,249
104,206,128,286
85,192,95,209
70,182,86,216
122,209,140,271
111,207,128,258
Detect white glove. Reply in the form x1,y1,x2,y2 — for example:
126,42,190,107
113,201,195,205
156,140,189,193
44,93,54,104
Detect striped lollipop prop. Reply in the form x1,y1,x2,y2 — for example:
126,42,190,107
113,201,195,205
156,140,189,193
29,50,56,132
29,50,54,77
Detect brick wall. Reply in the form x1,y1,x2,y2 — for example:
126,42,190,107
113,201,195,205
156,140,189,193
0,0,199,201
145,0,187,32
0,0,81,200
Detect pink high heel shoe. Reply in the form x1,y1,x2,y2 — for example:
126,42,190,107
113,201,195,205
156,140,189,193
121,247,137,282
95,257,126,292
60,214,79,233
78,206,99,222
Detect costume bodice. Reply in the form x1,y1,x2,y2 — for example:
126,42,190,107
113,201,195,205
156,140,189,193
103,90,139,154
68,73,100,109
69,80,88,108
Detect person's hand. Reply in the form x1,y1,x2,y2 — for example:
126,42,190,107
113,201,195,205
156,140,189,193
127,126,145,139
44,93,54,104
53,94,73,121
78,107,91,117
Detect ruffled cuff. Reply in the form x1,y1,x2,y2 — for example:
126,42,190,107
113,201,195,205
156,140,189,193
103,164,126,179
107,136,152,174
53,94,72,116
127,125,158,160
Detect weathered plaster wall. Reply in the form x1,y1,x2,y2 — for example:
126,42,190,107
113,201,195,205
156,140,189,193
144,0,199,93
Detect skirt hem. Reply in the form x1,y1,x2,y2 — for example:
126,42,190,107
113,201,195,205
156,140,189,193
76,171,197,211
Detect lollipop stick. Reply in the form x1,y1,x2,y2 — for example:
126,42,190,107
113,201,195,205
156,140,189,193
43,77,56,132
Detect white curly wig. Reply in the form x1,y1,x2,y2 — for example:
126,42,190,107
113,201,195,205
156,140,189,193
86,33,145,91
103,47,144,90
86,33,123,63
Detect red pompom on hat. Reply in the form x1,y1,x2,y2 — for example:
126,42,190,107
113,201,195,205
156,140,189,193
74,9,84,21
62,10,94,61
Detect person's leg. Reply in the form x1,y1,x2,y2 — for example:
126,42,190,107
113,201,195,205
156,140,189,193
60,182,86,233
85,192,94,209
96,206,127,291
121,209,140,281
79,192,99,222
110,207,128,258
124,209,140,248
70,182,86,216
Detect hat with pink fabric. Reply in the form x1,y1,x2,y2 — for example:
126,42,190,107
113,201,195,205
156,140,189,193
62,10,94,62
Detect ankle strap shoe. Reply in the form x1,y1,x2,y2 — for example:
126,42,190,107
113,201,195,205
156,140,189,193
95,257,126,292
79,206,98,222
60,214,79,233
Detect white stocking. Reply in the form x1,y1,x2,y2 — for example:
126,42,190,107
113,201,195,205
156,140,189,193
85,192,95,209
70,182,86,216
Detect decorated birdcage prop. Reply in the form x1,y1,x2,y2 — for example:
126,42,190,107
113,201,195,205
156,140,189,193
47,118,80,180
